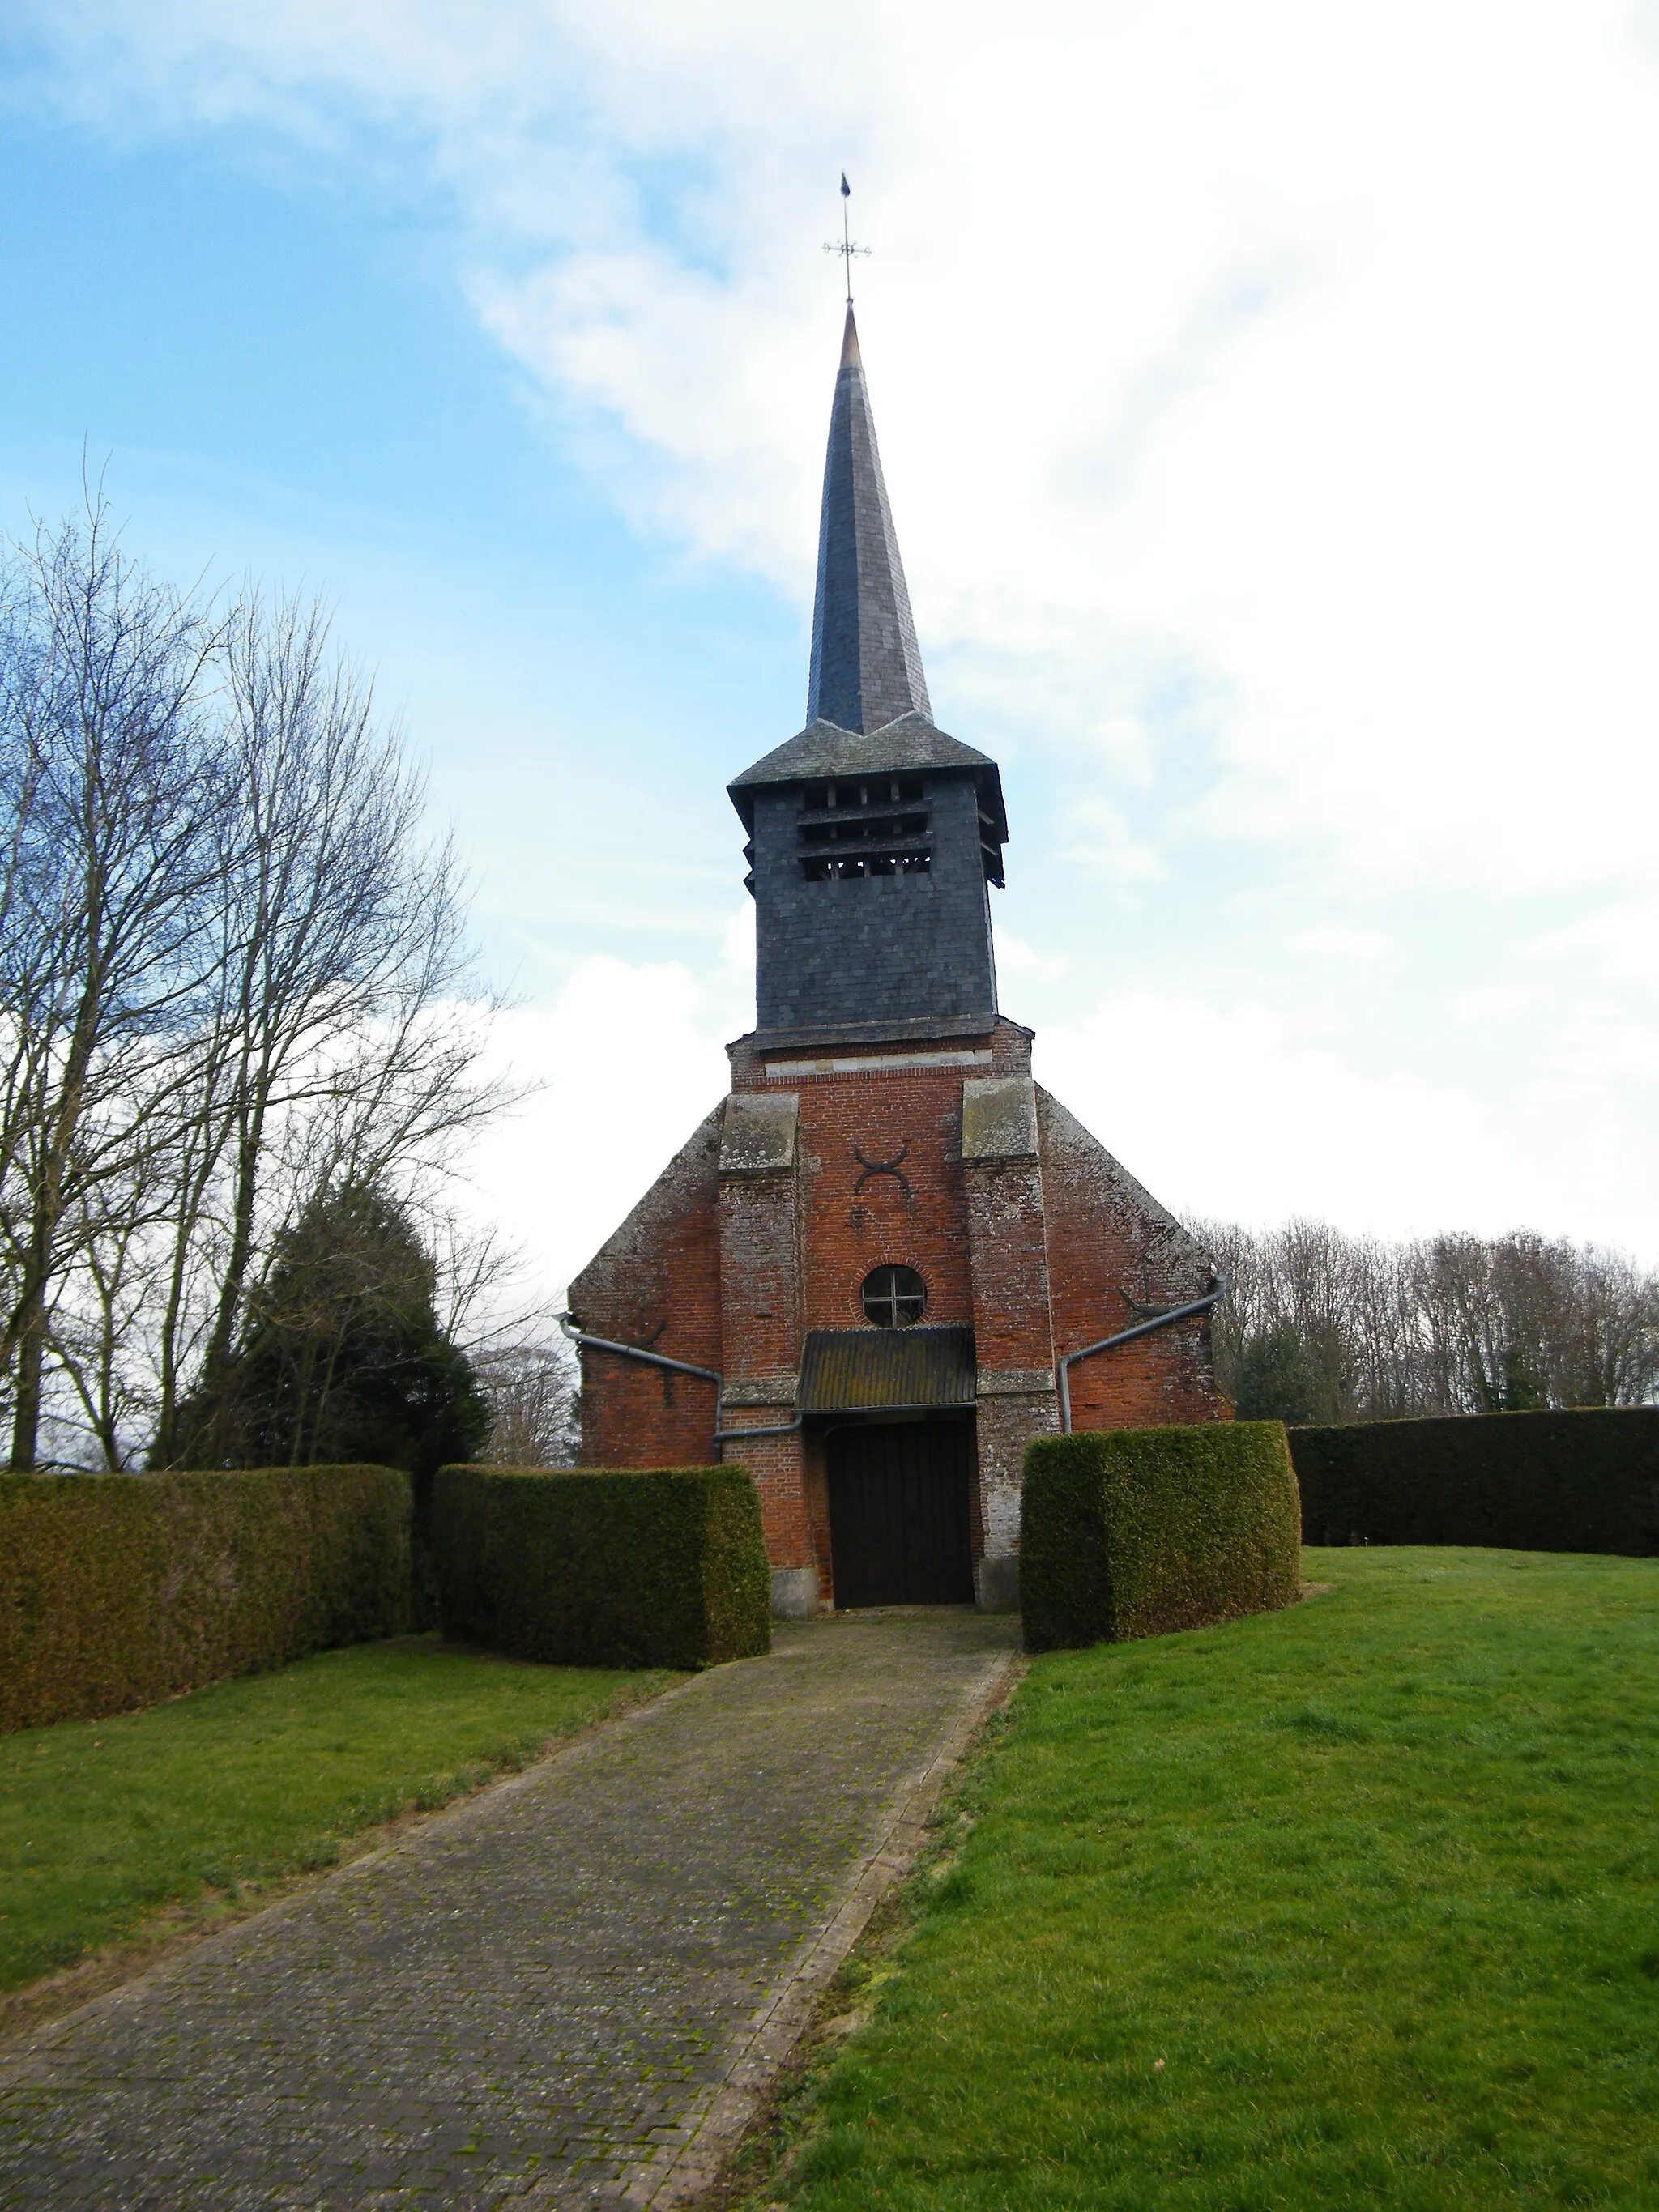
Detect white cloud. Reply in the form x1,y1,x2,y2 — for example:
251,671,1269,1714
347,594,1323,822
464,955,732,1310
1288,927,1393,965
23,0,1659,897
14,0,1659,1256
1058,796,1163,893
1537,894,1659,990
1036,993,1488,1234
1034,991,1658,1254
718,898,756,984
1452,986,1531,1021
993,931,1068,985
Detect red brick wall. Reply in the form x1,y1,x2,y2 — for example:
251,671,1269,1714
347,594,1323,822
568,1102,726,1467
727,1021,1034,1344
795,1072,973,1331
717,1169,801,1385
965,1158,1055,1375
1036,1085,1225,1432
719,1425,812,1570
1063,1316,1221,1430
565,1037,1226,1571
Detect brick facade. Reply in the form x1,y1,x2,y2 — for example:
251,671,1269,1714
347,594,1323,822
567,1021,1227,1608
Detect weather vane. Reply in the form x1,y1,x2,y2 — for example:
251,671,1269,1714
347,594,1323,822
823,173,871,305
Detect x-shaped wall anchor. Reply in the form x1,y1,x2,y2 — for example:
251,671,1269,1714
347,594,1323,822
852,1140,911,1197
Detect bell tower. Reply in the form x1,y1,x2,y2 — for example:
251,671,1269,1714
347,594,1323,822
728,309,1008,1048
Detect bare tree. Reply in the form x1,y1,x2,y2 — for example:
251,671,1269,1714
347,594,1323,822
474,1336,579,1468
0,514,512,1471
51,1143,173,1468
147,590,501,1468
0,507,224,1467
1190,1214,1659,1421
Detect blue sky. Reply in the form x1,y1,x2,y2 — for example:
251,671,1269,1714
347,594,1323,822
4,2,1657,1299
0,95,799,970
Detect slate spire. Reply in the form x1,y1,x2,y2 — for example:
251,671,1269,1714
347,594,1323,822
806,305,933,734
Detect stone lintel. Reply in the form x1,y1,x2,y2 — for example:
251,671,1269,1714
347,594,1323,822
766,1047,994,1080
961,1073,1038,1163
719,1376,800,1410
719,1093,799,1174
975,1369,1056,1398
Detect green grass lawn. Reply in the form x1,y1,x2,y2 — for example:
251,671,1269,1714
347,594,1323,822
0,1637,670,1993
768,1549,1659,2212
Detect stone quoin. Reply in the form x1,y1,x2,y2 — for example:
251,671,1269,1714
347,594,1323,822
568,304,1228,1615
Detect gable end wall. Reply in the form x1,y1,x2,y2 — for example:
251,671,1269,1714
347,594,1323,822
568,1102,725,1466
1036,1086,1224,1433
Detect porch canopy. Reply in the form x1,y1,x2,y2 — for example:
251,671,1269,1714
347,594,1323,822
795,1327,976,1415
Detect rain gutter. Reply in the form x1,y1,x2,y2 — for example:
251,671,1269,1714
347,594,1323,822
1055,1276,1227,1435
556,1313,802,1461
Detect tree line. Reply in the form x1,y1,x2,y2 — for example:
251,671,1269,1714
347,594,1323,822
1192,1217,1659,1425
0,503,561,1473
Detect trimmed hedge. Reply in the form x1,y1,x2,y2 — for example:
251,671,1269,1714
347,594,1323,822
0,1464,411,1733
1021,1422,1302,1652
1290,1408,1659,1554
433,1464,771,1669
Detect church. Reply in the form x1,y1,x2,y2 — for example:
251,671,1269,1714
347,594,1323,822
565,306,1227,1616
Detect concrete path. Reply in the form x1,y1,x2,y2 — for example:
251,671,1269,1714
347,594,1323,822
0,1611,1017,2210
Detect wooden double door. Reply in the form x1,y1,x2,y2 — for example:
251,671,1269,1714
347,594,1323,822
826,1421,976,1608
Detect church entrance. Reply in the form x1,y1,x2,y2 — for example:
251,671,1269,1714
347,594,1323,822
825,1421,975,1608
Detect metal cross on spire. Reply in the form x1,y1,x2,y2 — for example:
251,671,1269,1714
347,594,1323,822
823,173,871,305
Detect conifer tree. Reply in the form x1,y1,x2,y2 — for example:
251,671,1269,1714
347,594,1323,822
167,1181,488,1479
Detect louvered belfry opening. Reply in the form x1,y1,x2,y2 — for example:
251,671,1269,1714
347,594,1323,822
796,774,930,883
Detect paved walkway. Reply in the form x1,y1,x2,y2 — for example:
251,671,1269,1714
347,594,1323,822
0,1611,1017,2210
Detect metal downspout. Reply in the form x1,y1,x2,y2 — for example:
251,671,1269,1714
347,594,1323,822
554,1314,803,1461
1055,1275,1228,1434
711,1412,805,1447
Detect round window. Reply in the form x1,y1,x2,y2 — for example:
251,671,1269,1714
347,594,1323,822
861,1264,927,1328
